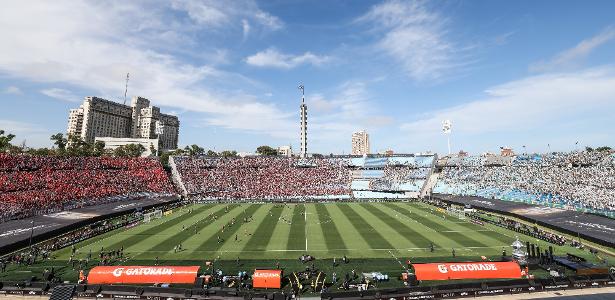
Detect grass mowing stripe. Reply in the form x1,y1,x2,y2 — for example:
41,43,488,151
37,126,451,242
286,204,306,250
243,205,284,250
314,203,347,252
337,203,394,250
392,203,488,248
197,204,260,252
148,204,233,251
104,205,211,251
410,204,510,246
363,203,432,248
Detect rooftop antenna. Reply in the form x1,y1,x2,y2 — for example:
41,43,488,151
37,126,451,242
123,73,129,105
298,84,304,103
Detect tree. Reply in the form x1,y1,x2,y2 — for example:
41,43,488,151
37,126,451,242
256,145,278,156
91,141,106,157
50,133,68,150
0,129,16,151
596,146,612,152
220,150,238,157
585,146,594,152
66,135,91,156
114,143,146,157
184,144,205,156
149,143,157,157
27,148,55,156
206,150,218,156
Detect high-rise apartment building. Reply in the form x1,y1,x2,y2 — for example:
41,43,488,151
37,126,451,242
351,130,370,155
67,96,179,150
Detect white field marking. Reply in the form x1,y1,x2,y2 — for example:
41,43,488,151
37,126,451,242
305,208,308,251
388,250,410,272
130,245,509,253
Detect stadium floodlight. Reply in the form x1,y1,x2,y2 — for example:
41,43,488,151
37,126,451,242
442,120,452,155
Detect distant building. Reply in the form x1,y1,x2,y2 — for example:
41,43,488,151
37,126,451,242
500,147,515,157
277,145,293,157
67,96,179,151
457,150,468,157
351,130,370,155
94,137,158,157
377,149,394,156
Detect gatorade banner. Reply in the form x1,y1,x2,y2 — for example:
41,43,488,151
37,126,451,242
413,262,521,281
253,269,282,289
87,266,200,284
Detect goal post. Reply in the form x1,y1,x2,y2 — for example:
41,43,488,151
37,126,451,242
143,210,163,223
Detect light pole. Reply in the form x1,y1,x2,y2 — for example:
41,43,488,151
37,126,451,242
442,120,452,155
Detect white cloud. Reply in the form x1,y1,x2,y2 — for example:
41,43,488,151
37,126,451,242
0,119,52,148
400,67,615,152
2,86,22,95
358,0,462,81
170,0,283,31
530,27,615,72
41,88,79,102
308,81,393,145
246,48,331,69
0,1,293,140
242,19,251,40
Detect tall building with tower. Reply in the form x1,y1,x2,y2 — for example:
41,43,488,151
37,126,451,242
351,130,370,155
67,96,179,152
299,85,308,158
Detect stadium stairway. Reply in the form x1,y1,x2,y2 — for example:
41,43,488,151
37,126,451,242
169,156,188,197
420,172,439,198
49,285,75,300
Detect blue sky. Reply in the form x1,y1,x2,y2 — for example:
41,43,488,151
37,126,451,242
1,0,615,155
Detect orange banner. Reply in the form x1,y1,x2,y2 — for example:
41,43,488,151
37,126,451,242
413,262,521,281
87,266,200,284
253,269,282,289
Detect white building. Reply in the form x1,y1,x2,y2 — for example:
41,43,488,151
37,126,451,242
94,137,159,157
277,145,293,157
67,96,179,151
351,130,370,155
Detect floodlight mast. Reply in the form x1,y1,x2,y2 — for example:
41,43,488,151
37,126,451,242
442,120,452,155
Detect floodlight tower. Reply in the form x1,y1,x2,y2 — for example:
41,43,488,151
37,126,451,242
299,84,308,158
442,120,452,155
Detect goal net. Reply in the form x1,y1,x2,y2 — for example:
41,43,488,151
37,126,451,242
143,210,163,223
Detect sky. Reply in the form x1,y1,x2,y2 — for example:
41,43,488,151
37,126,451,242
1,0,615,155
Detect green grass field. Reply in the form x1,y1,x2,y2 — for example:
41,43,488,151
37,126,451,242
0,201,609,285
57,202,520,260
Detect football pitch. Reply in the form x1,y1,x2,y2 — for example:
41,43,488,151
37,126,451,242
1,201,606,284
56,202,537,260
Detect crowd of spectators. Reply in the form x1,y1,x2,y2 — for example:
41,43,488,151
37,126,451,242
174,156,436,199
174,156,352,199
435,151,615,216
0,154,175,222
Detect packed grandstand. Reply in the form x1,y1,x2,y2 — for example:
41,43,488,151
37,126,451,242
1,151,614,223
0,154,175,223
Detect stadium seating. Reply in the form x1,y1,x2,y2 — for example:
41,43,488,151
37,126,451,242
434,151,615,217
172,155,435,200
0,154,175,222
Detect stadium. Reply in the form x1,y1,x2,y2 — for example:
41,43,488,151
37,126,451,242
1,1,615,300
0,151,614,300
